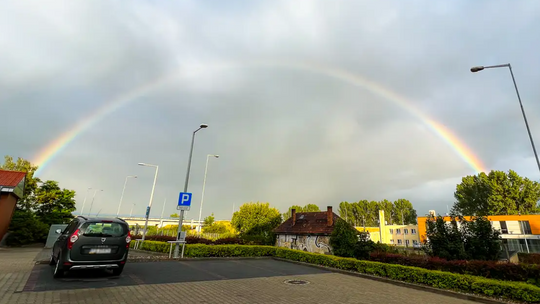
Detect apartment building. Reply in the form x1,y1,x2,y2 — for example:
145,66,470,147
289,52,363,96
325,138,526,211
417,214,540,253
356,210,421,248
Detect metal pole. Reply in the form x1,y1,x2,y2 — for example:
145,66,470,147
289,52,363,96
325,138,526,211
174,128,200,258
80,187,91,215
160,198,167,229
142,166,159,241
88,189,101,216
130,204,135,217
507,64,540,174
117,176,136,217
197,155,215,235
520,220,530,253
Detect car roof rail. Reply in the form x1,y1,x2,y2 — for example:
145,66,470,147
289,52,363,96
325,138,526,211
77,215,88,220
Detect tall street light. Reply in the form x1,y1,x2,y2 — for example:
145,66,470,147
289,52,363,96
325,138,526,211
471,63,540,174
130,203,136,217
197,154,219,234
138,163,159,241
116,175,137,217
174,123,208,258
87,189,103,216
80,187,92,215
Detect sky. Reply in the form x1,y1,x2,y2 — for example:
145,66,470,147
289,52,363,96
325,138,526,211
2,1,540,221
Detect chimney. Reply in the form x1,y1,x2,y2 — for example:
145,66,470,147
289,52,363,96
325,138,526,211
327,206,333,226
291,209,296,226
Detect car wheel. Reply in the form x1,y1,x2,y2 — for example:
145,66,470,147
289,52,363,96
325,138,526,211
53,254,64,278
49,254,56,266
111,265,125,276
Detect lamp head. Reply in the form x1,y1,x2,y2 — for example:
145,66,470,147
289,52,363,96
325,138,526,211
470,66,485,73
214,155,219,158
200,124,208,128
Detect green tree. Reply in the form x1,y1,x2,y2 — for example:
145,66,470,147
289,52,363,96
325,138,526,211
453,170,540,216
6,210,49,245
329,218,358,257
170,213,179,218
423,215,466,260
283,204,321,220
0,156,41,210
203,213,215,226
338,201,354,225
232,202,282,245
392,199,417,225
353,231,375,260
378,199,394,225
461,216,501,261
33,180,76,226
203,222,229,234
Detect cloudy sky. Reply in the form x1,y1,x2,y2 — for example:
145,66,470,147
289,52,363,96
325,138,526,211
2,1,540,220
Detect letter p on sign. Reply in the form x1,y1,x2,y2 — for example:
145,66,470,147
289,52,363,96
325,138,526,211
177,192,192,211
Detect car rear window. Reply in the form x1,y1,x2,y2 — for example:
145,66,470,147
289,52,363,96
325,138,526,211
80,222,128,237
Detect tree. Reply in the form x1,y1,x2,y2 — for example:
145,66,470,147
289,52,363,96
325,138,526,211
453,170,540,216
0,156,41,210
203,213,215,226
392,199,417,225
329,218,358,257
282,204,321,220
338,201,354,225
377,199,394,225
203,222,229,234
423,215,466,260
353,231,375,260
232,202,282,245
33,180,76,226
461,216,501,261
170,213,179,218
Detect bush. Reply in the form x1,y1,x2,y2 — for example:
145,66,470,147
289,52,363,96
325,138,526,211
519,253,540,265
6,210,49,246
130,234,245,245
369,252,540,287
132,242,540,303
353,232,375,260
329,218,358,257
213,237,244,245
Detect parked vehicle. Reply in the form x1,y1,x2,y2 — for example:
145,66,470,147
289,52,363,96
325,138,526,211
50,216,131,278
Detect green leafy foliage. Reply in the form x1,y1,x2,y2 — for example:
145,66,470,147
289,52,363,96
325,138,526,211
132,242,540,303
424,215,501,261
203,222,228,234
6,210,49,246
339,199,417,227
282,204,320,220
231,202,282,245
33,180,76,226
353,232,375,260
453,170,540,216
329,218,358,257
203,213,215,226
519,253,540,265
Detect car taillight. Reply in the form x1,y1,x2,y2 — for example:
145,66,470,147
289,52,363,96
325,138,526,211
126,231,131,248
68,229,80,249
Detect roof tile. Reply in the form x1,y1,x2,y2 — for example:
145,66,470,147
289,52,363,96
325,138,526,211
0,169,26,187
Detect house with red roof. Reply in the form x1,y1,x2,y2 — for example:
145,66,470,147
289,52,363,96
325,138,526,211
0,170,26,242
273,206,345,254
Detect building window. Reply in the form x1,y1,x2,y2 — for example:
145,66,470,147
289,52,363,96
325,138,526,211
390,239,394,244
397,239,402,245
396,229,401,235
389,229,394,234
520,221,532,234
406,240,410,246
411,229,417,234
413,240,418,245
500,221,508,234
404,229,409,235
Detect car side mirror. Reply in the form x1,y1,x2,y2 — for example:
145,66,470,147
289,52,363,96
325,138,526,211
55,229,62,234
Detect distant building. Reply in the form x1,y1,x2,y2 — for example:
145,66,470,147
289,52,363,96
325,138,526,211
0,170,26,242
356,210,421,248
274,206,346,254
417,213,540,253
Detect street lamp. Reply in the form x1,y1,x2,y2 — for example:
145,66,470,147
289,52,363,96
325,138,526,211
80,187,92,215
130,203,136,217
174,123,208,258
116,175,137,217
138,163,159,241
197,154,219,234
87,189,103,216
471,63,540,174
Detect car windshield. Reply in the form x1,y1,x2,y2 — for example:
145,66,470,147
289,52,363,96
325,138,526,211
81,222,127,237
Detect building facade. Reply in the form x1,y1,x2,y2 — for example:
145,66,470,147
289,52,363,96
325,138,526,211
356,210,421,248
0,170,26,242
417,214,540,253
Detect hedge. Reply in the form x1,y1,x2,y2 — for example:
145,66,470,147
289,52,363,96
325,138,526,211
369,252,540,287
519,253,540,265
130,241,540,303
131,235,249,245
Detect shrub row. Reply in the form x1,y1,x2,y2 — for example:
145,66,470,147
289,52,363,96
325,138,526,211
368,252,540,287
131,235,246,245
131,242,540,303
519,253,540,265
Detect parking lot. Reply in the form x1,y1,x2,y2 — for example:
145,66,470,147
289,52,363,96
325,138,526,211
0,247,489,304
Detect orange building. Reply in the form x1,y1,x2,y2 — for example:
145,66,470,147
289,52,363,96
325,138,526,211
418,213,540,253
0,170,26,242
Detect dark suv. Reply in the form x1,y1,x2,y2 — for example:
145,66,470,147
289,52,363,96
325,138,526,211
50,216,131,278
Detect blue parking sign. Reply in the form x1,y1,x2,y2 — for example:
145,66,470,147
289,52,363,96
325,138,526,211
177,192,192,210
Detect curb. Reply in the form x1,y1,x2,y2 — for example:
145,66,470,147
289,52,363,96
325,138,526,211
272,257,511,304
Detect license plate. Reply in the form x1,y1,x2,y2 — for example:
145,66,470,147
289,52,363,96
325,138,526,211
89,248,111,254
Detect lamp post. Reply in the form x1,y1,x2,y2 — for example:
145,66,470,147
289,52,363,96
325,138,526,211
160,198,167,230
197,154,219,234
80,187,92,215
138,163,159,241
130,204,136,217
87,189,103,216
471,64,540,174
116,175,137,217
174,123,208,258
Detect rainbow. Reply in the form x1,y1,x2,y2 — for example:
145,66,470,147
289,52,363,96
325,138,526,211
33,60,486,176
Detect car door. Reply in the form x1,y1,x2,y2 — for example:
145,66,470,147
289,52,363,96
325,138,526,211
54,220,77,257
